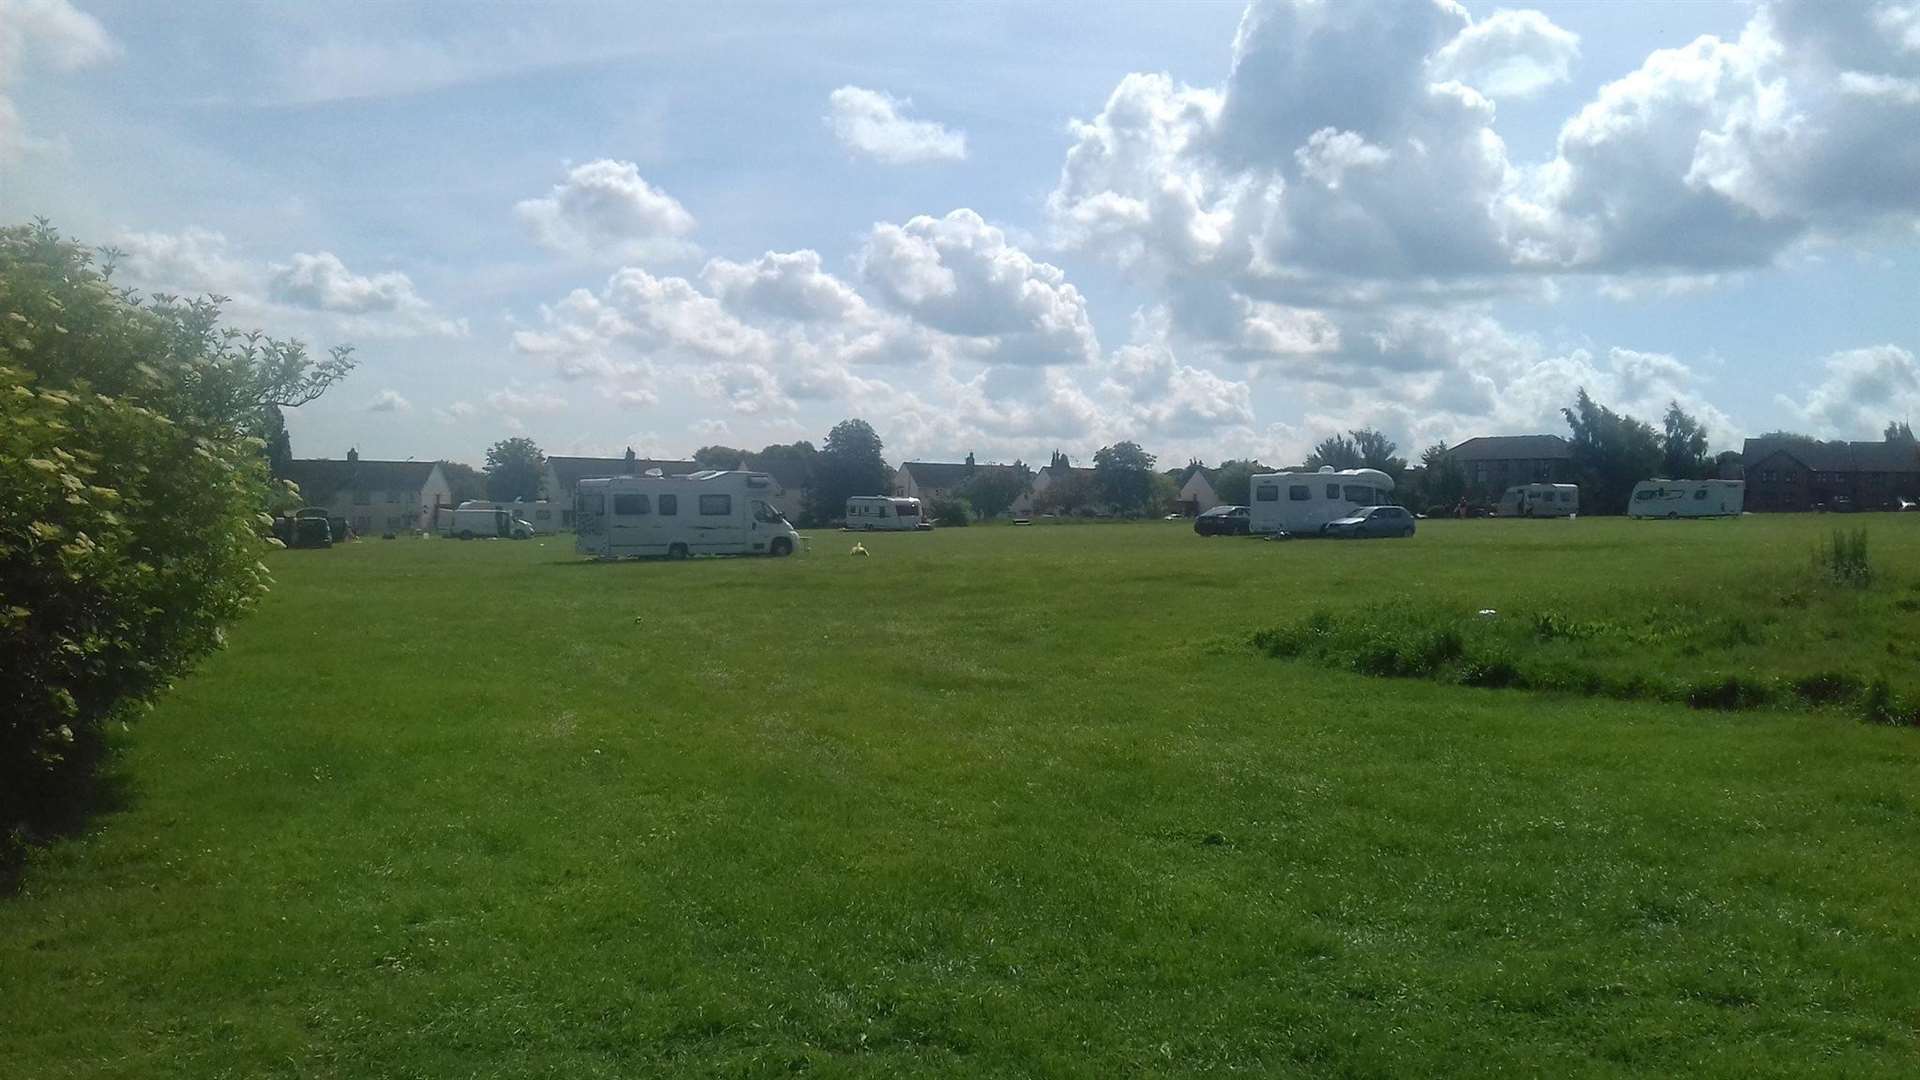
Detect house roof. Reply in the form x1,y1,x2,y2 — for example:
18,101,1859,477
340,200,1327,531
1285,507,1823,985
1446,434,1572,461
284,458,439,502
900,460,1030,490
547,455,700,492
755,457,813,490
1037,463,1098,482
1743,438,1920,473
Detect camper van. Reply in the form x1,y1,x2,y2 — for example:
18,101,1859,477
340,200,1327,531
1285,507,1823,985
444,506,534,540
1247,467,1396,536
574,470,801,558
1629,479,1745,518
1496,483,1580,518
846,495,926,531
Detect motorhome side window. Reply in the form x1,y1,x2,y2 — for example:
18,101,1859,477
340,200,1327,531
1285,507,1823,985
613,494,649,515
1693,489,1708,500
699,494,731,516
658,494,677,515
577,493,604,514
1255,484,1279,502
1288,485,1311,502
1343,485,1372,503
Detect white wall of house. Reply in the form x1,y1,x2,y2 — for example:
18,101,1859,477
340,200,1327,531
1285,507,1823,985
1179,472,1221,514
327,464,451,535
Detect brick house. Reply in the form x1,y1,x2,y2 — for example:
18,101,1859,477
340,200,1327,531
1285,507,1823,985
282,449,452,536
1742,438,1920,511
1446,434,1574,501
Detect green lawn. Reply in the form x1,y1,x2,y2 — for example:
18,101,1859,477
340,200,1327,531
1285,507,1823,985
5,516,1920,1077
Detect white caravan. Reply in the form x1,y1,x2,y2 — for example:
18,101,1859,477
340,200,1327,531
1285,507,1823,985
574,470,802,558
1248,467,1396,535
444,506,534,540
846,495,925,531
1629,479,1745,519
1496,483,1580,518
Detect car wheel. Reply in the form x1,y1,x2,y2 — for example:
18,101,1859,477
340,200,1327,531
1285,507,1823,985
458,529,474,540
769,537,793,557
1667,511,1679,520
668,543,690,560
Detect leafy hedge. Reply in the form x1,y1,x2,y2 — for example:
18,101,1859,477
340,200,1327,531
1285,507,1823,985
1,222,350,859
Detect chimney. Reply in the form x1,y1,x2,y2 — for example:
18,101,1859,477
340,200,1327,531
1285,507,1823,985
965,451,975,470
623,446,637,474
347,447,359,463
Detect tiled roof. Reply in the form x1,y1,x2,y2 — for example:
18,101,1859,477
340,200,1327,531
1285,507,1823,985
1743,438,1920,474
284,458,438,503
1446,434,1571,461
901,461,1030,490
548,456,700,492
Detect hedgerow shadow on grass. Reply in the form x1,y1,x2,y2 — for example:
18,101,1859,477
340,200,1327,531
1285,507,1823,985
1249,587,1920,726
2,740,139,896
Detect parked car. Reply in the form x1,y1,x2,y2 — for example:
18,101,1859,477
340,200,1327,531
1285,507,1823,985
1194,504,1251,536
1816,495,1858,513
1324,505,1418,539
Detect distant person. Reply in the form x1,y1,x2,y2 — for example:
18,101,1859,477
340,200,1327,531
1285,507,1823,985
1454,498,1467,519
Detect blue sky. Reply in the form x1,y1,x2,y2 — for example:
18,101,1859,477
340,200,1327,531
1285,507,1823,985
5,0,1918,466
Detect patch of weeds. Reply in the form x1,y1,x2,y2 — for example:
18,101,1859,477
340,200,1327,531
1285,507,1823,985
1815,528,1872,588
1458,653,1521,689
1790,671,1864,707
1685,675,1775,712
1893,597,1920,613
1859,678,1920,727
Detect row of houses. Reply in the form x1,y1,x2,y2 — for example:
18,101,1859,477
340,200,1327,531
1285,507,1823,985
283,431,1920,533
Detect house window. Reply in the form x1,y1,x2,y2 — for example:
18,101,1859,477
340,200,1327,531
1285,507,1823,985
353,489,371,505
613,494,649,516
699,494,732,516
1288,485,1311,502
659,494,678,515
1255,484,1279,502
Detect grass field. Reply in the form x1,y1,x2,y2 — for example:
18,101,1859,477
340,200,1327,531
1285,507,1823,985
5,516,1920,1077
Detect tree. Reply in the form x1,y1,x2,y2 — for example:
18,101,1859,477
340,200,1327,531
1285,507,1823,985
1211,459,1263,506
483,437,546,501
1714,449,1744,479
694,444,751,469
1349,428,1409,479
1659,401,1711,479
1093,441,1156,514
3,220,351,848
1562,388,1662,514
1148,470,1181,516
1416,442,1465,511
961,462,1033,520
1033,470,1097,515
440,461,485,504
806,419,891,524
262,405,292,480
1304,433,1362,470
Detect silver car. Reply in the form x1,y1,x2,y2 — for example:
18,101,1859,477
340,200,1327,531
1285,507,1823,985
1324,505,1417,539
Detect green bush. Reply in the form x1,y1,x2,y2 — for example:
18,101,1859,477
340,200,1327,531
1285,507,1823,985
1,221,350,849
928,498,970,528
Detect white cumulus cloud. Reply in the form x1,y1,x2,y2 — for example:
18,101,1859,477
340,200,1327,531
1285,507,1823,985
0,0,118,158
1429,8,1581,99
367,388,412,413
516,159,698,258
826,86,967,164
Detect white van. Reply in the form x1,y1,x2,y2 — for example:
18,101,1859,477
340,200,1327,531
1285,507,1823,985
444,506,533,539
846,495,926,531
455,499,559,534
1248,467,1396,535
1496,483,1580,518
1629,479,1745,518
574,470,802,558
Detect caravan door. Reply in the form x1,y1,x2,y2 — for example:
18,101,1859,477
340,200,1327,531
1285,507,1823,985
608,490,661,554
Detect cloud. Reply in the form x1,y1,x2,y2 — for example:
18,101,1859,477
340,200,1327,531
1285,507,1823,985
515,159,698,258
367,388,412,413
113,230,466,338
1782,345,1920,436
435,400,477,423
859,209,1101,366
486,386,568,416
1429,9,1581,99
826,86,967,164
0,0,117,158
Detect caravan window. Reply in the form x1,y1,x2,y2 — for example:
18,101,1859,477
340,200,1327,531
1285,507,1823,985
1289,485,1311,501
613,494,650,516
577,493,604,515
699,494,732,516
1693,488,1708,500
1634,489,1656,501
1343,485,1373,504
1255,484,1279,502
659,494,677,515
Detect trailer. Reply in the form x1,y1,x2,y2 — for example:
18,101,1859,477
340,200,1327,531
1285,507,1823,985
1496,483,1580,518
574,470,802,558
1628,479,1744,518
1247,467,1396,535
845,495,926,530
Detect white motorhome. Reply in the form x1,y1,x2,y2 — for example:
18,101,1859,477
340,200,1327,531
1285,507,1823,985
846,495,925,531
1496,483,1580,518
574,470,802,558
454,499,560,533
1248,467,1396,535
443,506,533,540
1629,479,1745,518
